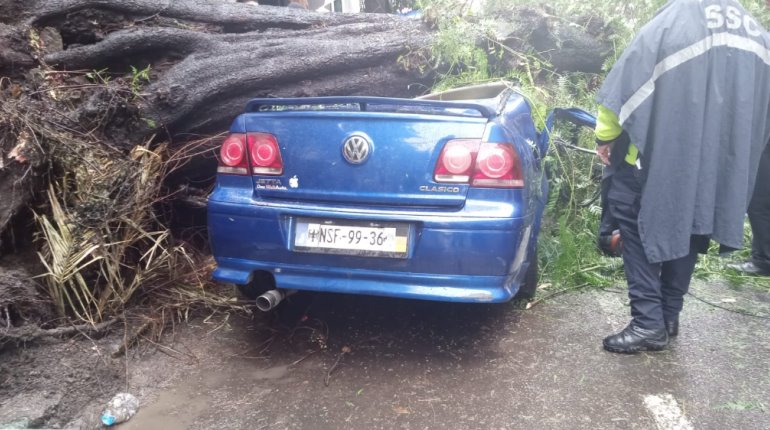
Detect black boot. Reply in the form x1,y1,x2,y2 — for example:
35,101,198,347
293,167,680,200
603,323,669,353
664,319,679,337
726,261,770,276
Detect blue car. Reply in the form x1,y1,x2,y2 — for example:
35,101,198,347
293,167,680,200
208,82,593,310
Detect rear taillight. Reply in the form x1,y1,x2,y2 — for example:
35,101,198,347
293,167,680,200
216,132,284,176
434,139,479,183
248,133,283,175
434,140,523,188
217,133,249,175
472,143,523,188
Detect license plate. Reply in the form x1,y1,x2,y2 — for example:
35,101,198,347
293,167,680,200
294,218,409,258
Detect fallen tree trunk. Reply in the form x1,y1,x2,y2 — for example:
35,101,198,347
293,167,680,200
34,1,434,134
2,0,612,136
485,5,612,74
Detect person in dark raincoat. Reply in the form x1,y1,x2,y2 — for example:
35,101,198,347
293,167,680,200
727,144,770,276
594,0,770,353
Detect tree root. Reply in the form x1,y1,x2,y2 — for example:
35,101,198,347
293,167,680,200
324,345,350,387
0,317,121,342
44,27,215,69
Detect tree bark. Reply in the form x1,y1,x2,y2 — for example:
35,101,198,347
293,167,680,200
25,0,434,135
485,6,612,74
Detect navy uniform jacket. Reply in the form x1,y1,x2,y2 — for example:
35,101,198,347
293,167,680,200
597,0,770,263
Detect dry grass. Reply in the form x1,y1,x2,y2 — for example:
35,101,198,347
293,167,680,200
34,135,252,325
1,70,249,329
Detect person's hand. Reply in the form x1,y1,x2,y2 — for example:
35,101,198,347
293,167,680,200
596,142,614,166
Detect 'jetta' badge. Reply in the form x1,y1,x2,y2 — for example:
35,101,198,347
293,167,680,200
342,134,371,165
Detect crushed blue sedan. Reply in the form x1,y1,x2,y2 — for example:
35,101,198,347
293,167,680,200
207,82,594,310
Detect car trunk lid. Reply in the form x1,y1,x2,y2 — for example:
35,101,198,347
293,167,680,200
243,98,493,208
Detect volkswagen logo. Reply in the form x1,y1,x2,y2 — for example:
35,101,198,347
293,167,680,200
342,134,371,165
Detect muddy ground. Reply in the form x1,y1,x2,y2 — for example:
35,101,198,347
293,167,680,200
1,279,769,430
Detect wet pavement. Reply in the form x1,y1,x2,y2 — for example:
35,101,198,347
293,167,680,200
117,280,770,430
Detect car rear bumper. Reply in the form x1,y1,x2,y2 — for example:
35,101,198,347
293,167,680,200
213,258,519,302
208,199,535,303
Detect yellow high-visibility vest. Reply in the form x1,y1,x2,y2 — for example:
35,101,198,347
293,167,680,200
596,105,638,166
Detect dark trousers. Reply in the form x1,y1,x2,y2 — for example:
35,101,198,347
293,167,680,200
748,145,770,270
607,163,699,330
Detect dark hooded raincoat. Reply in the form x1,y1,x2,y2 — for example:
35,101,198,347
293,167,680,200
597,0,770,263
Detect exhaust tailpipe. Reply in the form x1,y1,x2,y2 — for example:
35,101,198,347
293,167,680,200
255,289,296,312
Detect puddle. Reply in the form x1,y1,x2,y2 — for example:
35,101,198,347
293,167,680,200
250,365,289,380
120,389,209,430
120,363,291,429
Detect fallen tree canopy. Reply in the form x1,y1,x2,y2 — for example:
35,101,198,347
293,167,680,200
0,0,613,329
